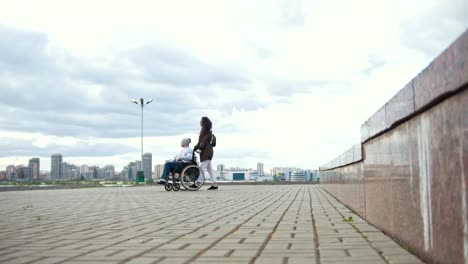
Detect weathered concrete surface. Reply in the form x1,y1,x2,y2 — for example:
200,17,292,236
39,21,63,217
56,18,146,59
320,30,468,264
0,186,421,264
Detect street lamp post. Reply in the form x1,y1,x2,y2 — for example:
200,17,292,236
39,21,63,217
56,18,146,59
131,98,153,182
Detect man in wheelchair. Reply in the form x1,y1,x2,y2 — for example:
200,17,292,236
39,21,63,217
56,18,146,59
156,138,193,185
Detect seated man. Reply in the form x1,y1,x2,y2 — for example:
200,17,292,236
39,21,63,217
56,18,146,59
157,138,193,184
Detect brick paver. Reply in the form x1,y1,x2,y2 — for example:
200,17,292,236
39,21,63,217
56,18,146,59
0,185,423,263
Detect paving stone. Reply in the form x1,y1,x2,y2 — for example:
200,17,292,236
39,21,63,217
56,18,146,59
287,257,317,264
254,256,287,264
193,256,253,263
321,257,386,264
61,260,120,264
157,257,192,264
29,257,70,264
142,249,200,258
212,243,261,250
124,257,161,264
229,249,259,257
81,249,121,257
379,247,417,257
384,254,426,264
0,186,424,263
200,249,232,257
0,250,41,262
1,256,47,264
32,250,90,257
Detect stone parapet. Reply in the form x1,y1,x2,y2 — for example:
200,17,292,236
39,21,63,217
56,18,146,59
320,30,467,263
360,30,467,143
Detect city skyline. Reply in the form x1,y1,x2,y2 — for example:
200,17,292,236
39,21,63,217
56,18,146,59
2,154,319,182
0,141,309,173
0,154,282,178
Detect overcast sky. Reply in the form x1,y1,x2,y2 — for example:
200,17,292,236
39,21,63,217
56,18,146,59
0,0,466,172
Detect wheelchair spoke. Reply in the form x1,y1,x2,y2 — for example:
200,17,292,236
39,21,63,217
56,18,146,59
180,165,203,191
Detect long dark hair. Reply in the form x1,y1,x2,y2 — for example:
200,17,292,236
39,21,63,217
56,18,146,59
199,116,212,142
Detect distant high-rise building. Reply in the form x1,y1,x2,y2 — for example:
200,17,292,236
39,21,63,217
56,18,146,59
79,165,89,175
70,164,80,179
136,161,142,172
154,164,164,179
257,162,264,176
128,162,137,180
217,164,225,172
216,164,226,180
6,165,15,174
104,165,115,180
61,162,69,180
88,166,98,179
0,171,6,180
96,167,106,179
16,165,29,180
29,158,40,180
121,167,128,180
143,153,152,181
51,154,63,179
61,162,79,180
6,165,15,180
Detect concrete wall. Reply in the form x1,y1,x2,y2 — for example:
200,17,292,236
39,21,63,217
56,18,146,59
320,30,467,263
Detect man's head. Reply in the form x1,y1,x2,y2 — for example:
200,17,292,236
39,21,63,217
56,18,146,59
181,138,191,147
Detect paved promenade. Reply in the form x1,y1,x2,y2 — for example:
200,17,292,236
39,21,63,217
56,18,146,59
0,185,423,264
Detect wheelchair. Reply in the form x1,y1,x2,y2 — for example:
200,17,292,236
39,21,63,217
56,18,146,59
164,151,204,191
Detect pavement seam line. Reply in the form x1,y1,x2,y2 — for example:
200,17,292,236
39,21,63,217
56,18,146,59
185,186,298,264
50,189,274,264
248,186,302,264
308,186,322,264
114,188,289,264
316,187,392,264
1,202,183,251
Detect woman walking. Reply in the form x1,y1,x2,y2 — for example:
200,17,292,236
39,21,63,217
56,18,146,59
193,116,217,190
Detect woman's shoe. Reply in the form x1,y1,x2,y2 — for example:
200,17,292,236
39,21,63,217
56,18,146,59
207,185,218,190
189,183,198,188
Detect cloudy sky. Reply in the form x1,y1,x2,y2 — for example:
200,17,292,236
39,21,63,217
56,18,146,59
0,0,466,173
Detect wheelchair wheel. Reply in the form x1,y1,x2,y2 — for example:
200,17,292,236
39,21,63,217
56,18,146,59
180,165,203,191
173,183,180,192
164,183,173,191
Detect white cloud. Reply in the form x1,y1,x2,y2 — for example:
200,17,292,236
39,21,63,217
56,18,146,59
0,0,466,172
